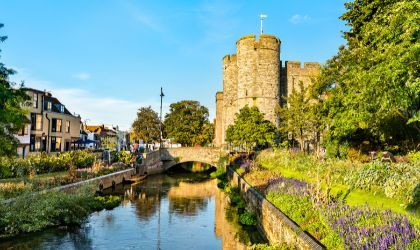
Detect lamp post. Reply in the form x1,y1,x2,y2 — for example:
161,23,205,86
160,87,164,149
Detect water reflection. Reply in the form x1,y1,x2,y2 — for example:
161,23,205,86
0,173,264,249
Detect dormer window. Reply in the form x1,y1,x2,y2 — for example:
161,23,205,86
47,101,52,111
60,105,65,113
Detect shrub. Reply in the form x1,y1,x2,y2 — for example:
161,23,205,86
71,150,95,169
0,186,121,238
114,151,132,165
91,195,121,210
239,211,256,226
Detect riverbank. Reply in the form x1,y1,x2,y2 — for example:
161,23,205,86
0,184,121,239
234,149,419,249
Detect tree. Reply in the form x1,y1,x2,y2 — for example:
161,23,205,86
226,106,277,153
318,0,420,148
0,24,30,157
131,106,160,143
164,100,212,146
277,81,324,153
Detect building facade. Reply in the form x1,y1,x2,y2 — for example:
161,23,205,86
214,34,320,146
16,88,82,157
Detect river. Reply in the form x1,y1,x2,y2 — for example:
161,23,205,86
0,170,265,249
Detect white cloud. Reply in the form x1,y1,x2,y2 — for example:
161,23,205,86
52,88,169,131
74,72,91,80
10,71,168,131
289,14,311,24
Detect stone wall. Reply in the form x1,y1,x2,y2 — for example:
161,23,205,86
285,61,320,98
228,168,325,250
215,92,224,146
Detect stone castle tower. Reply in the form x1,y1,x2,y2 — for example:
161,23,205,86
214,34,320,146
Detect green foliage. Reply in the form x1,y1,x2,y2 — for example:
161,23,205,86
131,106,160,143
163,100,213,146
113,151,132,165
0,24,30,157
267,192,342,249
91,195,121,210
251,243,297,250
317,0,420,147
71,150,95,169
239,210,256,226
277,81,324,152
0,186,122,238
226,106,277,153
325,140,349,159
0,151,96,179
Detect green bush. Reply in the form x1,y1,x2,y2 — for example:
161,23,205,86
71,150,95,169
91,195,121,210
0,187,121,238
326,140,349,159
113,151,132,165
239,211,256,226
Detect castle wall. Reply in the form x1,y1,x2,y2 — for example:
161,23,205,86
215,92,224,146
285,61,320,97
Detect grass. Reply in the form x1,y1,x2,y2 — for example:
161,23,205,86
0,171,68,184
244,149,420,228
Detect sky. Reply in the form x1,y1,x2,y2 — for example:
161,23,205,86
0,0,348,130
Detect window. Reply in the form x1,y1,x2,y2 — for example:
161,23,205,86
51,137,62,152
30,135,42,152
51,118,62,132
33,93,38,108
18,125,29,136
66,121,70,133
31,113,42,130
47,101,52,111
60,105,65,113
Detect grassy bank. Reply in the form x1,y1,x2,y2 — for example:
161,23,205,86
239,149,419,249
0,185,121,239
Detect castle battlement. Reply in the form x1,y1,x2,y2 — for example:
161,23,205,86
285,61,320,70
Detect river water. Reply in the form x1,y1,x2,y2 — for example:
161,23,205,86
0,171,265,250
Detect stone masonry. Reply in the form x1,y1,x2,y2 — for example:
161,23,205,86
214,34,320,146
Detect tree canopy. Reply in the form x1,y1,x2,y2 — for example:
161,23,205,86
0,24,30,156
226,106,277,153
277,81,323,153
131,106,160,143
163,100,213,146
316,0,419,148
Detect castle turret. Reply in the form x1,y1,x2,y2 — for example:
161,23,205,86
222,54,238,144
214,92,224,146
236,34,281,125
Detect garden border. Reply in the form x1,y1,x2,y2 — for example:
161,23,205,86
227,167,325,250
2,168,135,205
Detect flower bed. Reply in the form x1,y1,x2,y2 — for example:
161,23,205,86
238,149,420,249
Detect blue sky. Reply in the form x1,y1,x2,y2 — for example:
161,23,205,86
0,0,348,130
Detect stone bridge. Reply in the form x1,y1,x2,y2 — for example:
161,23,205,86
137,147,228,175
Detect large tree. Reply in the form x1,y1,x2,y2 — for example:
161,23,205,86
0,24,30,157
164,100,212,146
277,81,324,153
317,0,420,148
131,106,160,143
226,106,277,153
